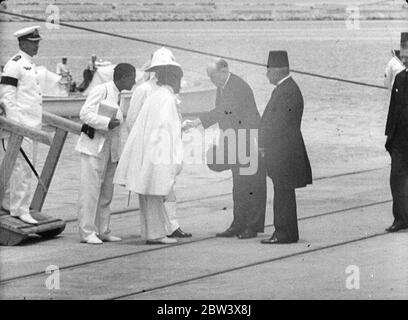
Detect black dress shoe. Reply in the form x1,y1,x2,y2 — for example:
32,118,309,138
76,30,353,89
168,228,192,238
237,228,257,239
385,223,408,233
216,227,241,237
260,237,297,244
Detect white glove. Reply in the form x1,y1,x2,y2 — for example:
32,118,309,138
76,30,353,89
182,119,200,132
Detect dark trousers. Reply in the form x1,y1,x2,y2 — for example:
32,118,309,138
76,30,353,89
230,165,267,232
390,150,408,225
272,187,299,242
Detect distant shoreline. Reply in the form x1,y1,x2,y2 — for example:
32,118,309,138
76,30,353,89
1,17,407,23
0,1,406,22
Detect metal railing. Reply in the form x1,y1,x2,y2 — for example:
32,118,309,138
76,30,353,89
0,111,82,213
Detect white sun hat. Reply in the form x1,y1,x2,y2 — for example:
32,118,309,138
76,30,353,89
145,47,181,72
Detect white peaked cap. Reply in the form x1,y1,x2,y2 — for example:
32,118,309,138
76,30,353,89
13,25,41,40
145,47,181,71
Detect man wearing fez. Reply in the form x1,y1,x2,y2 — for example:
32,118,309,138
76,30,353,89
384,32,408,233
188,58,266,239
259,51,312,244
0,26,43,225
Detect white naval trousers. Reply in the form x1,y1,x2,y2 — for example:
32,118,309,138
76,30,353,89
0,138,35,217
78,139,117,240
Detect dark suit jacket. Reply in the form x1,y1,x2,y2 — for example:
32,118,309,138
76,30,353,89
259,77,312,189
385,69,408,153
200,73,261,170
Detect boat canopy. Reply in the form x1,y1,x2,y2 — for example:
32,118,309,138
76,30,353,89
37,66,69,98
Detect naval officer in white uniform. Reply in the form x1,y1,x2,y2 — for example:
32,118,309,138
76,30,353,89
76,63,136,244
0,26,43,225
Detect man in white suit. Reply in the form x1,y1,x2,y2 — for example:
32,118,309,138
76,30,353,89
76,63,136,244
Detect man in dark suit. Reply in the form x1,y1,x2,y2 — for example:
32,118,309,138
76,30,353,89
259,51,312,244
189,58,266,239
384,32,408,233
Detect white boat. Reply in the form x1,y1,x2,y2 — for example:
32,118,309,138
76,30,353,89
43,86,216,118
41,63,216,117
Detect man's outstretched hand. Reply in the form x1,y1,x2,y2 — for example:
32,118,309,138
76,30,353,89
182,119,201,132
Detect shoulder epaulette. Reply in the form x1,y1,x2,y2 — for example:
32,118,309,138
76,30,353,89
12,55,21,62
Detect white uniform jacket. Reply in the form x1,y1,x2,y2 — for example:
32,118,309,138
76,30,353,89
0,50,42,129
75,81,123,160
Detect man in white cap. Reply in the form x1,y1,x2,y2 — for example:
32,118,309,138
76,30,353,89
385,32,408,233
88,54,97,74
56,56,73,93
122,47,192,240
0,26,43,224
56,56,70,76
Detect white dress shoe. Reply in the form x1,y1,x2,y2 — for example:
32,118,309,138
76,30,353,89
99,235,122,242
146,237,177,245
82,234,103,245
18,213,38,225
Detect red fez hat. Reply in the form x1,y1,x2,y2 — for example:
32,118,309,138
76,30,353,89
267,50,289,68
400,33,408,56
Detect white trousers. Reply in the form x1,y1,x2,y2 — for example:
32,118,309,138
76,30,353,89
78,141,116,240
0,138,34,217
138,184,180,240
138,186,180,240
164,188,179,234
138,194,172,240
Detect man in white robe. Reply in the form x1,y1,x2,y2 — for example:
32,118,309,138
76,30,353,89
125,48,192,239
76,63,136,244
114,51,184,244
126,73,158,132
